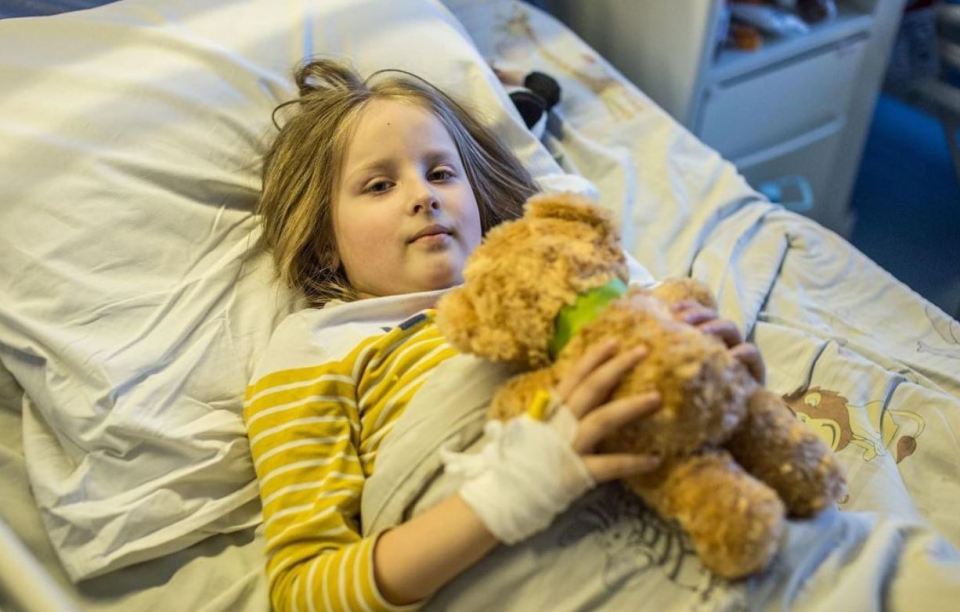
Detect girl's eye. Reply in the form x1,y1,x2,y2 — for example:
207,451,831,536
365,180,392,194
430,168,455,182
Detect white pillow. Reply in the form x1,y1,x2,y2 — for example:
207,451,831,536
0,0,563,581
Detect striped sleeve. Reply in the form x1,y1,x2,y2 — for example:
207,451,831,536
244,343,418,612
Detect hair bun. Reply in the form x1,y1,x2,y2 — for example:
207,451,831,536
295,59,364,97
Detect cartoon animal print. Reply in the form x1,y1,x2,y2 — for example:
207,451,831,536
558,483,724,597
783,387,925,464
496,5,644,120
916,304,960,359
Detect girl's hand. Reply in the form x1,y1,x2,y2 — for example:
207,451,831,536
555,340,663,484
671,301,766,385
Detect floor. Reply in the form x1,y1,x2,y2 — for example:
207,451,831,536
848,93,960,319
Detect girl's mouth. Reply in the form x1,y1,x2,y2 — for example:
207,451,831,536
408,224,453,243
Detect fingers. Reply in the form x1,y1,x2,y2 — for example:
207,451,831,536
563,346,648,418
583,453,661,484
729,343,766,385
572,392,661,454
554,338,619,400
671,300,713,323
699,319,743,348
673,302,744,348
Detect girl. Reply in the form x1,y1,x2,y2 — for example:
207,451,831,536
245,59,763,611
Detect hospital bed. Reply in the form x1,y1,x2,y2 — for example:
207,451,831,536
1,0,958,610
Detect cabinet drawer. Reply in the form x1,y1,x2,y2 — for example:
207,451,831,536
740,126,852,234
697,36,867,162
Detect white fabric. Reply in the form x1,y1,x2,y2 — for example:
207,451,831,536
0,0,583,581
441,414,594,545
536,172,600,202
0,518,73,612
249,289,450,380
545,402,580,444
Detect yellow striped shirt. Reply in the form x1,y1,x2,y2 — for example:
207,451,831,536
244,310,456,611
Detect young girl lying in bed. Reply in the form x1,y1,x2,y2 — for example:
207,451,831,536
243,59,765,611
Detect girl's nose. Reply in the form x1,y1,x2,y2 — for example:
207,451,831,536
410,183,440,215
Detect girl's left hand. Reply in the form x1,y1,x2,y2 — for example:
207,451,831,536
671,301,765,385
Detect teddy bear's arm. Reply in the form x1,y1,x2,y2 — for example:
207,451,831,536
489,368,558,422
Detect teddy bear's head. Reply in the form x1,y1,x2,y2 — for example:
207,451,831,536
437,192,628,368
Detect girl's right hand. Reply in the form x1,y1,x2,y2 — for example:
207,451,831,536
555,339,663,484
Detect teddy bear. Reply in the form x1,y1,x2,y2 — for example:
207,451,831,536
435,192,846,579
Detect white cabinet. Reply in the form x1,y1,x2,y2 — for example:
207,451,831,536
545,0,907,236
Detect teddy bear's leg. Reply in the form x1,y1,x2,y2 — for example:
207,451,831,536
633,450,785,579
728,389,847,517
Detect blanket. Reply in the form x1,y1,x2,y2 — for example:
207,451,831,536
361,202,960,610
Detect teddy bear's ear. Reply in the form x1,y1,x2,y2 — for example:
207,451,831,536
436,284,547,366
524,192,617,238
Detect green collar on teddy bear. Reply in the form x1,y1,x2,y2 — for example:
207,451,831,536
548,277,628,360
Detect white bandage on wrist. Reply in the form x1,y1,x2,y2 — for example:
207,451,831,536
439,405,595,545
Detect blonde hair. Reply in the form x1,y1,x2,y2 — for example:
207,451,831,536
257,59,539,306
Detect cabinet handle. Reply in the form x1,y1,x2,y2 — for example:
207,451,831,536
758,175,814,212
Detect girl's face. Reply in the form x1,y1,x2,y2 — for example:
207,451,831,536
332,99,482,298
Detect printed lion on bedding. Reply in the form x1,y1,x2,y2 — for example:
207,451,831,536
436,192,847,579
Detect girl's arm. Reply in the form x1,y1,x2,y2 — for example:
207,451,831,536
373,493,497,605
374,340,663,606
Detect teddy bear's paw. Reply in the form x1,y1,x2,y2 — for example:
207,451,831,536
688,486,785,580
728,390,848,518
778,452,848,518
650,452,786,580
